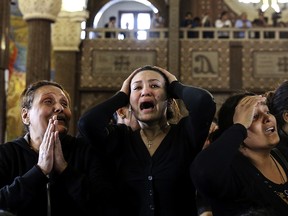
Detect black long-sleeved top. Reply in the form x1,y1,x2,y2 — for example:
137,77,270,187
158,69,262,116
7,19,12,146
191,124,288,216
0,134,106,216
276,129,288,159
78,81,216,216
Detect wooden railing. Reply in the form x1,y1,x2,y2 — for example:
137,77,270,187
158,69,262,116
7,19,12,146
84,27,288,40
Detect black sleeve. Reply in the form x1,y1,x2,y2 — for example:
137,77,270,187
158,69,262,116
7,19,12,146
196,190,212,215
78,91,129,144
169,81,216,150
190,124,247,198
0,165,48,210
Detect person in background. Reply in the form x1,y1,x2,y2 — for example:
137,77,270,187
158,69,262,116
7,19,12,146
115,104,140,131
235,12,252,38
267,80,288,158
181,11,195,38
272,11,282,27
252,9,268,27
0,80,106,216
195,117,218,216
202,117,218,149
150,12,165,38
252,9,268,38
202,11,213,28
202,10,214,38
78,65,216,216
191,92,288,216
215,11,232,38
152,12,165,28
104,16,117,38
182,11,194,28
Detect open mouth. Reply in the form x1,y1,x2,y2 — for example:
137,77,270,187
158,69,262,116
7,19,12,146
56,115,66,123
140,101,155,110
265,126,275,134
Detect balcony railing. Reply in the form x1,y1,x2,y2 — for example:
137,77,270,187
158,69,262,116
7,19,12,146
84,27,288,40
84,27,169,40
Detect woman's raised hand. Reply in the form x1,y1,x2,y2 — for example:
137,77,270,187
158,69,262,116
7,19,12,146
52,115,67,174
233,95,266,129
37,115,68,175
153,66,177,83
37,118,55,175
120,68,140,95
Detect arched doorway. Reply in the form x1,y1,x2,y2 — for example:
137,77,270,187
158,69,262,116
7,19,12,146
92,0,159,40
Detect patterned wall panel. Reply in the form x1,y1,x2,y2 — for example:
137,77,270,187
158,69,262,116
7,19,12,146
80,39,168,89
242,41,288,91
80,92,116,116
180,40,230,89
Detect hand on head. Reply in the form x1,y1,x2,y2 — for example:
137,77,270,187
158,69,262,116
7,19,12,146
120,66,177,95
233,95,266,129
120,68,141,95
153,66,177,83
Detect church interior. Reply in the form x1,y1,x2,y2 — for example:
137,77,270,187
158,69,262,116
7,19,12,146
1,0,288,142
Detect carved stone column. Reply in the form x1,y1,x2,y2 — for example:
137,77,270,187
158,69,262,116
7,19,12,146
52,10,89,135
168,0,180,77
18,0,61,86
0,0,10,143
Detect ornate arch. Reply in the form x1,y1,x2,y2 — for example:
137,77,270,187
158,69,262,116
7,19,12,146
86,0,168,28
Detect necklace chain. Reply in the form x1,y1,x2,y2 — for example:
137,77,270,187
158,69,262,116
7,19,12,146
141,130,162,149
140,124,170,149
270,155,286,183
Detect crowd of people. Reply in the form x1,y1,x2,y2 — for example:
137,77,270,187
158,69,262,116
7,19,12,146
102,10,286,40
1,65,288,216
181,9,287,39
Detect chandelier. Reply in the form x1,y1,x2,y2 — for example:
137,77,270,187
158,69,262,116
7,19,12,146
239,0,288,12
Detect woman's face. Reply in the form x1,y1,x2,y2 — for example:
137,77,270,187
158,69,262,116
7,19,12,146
23,85,72,139
129,70,168,123
244,102,279,150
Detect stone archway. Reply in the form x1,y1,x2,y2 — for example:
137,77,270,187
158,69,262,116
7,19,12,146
86,0,168,27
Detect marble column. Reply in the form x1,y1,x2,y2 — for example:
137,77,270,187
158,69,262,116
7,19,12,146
52,10,89,135
18,0,61,86
0,0,10,143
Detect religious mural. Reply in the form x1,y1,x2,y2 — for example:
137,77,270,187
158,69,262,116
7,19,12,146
6,12,27,141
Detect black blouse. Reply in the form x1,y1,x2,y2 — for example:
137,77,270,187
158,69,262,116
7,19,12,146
78,81,216,216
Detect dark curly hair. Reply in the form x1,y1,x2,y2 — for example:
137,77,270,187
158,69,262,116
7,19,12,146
267,80,288,132
210,91,255,142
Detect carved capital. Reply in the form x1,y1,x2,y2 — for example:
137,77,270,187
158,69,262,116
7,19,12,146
18,0,61,21
52,10,89,51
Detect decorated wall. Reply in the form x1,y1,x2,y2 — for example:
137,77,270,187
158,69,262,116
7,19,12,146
6,7,27,141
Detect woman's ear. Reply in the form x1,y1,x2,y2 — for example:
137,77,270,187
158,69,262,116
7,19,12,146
281,111,288,134
21,108,30,125
282,111,288,123
116,107,126,119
